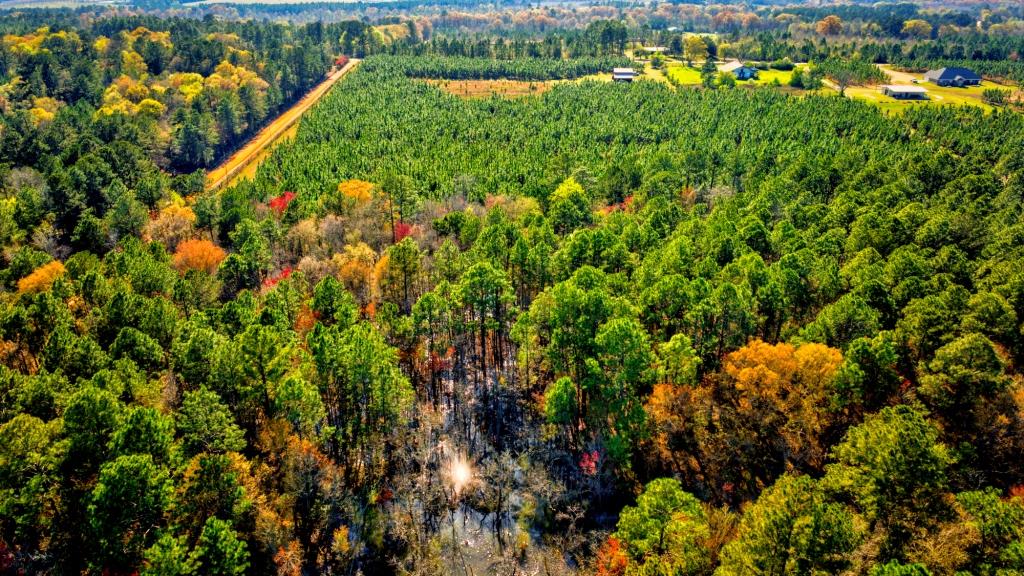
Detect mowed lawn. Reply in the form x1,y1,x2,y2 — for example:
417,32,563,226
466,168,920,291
665,64,703,85
665,63,807,86
842,82,1005,113
838,65,1018,113
580,63,672,85
840,86,935,114
743,68,798,85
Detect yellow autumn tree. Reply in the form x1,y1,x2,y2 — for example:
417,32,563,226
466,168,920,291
334,179,375,213
121,50,148,79
205,61,266,92
17,261,65,294
724,339,842,470
28,97,59,125
144,204,196,252
137,98,165,117
902,19,933,39
168,73,205,101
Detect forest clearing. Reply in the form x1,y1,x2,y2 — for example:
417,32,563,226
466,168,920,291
426,79,557,99
836,63,1018,112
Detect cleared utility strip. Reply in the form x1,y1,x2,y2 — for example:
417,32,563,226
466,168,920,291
205,58,360,192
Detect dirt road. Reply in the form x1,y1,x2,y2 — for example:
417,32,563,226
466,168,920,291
205,58,360,192
877,64,915,84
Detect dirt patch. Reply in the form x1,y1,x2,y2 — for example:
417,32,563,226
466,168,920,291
426,79,556,99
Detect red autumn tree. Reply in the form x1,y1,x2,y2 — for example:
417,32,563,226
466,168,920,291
269,191,297,216
263,267,293,288
394,221,414,242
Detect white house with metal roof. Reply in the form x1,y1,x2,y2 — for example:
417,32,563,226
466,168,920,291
882,85,929,99
612,67,637,82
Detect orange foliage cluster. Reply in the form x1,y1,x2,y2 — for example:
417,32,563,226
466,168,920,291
333,242,378,306
601,195,635,215
172,239,226,274
594,536,628,576
294,305,318,334
681,186,697,207
646,340,845,479
816,15,843,36
17,261,65,294
644,383,709,474
428,347,455,372
725,340,842,398
274,540,302,576
724,339,843,469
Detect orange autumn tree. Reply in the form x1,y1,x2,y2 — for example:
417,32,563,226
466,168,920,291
816,15,843,35
332,242,378,307
593,536,628,576
724,339,842,471
17,261,66,294
173,239,227,274
644,381,716,485
645,334,706,474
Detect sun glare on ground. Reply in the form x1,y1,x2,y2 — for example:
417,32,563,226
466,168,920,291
450,457,474,495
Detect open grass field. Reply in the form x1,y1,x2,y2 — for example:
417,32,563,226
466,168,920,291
665,64,703,85
426,79,557,99
665,63,807,87
577,62,671,85
640,65,672,85
744,68,796,86
835,64,1021,113
839,86,935,114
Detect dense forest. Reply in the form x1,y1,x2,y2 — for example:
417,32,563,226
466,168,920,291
3,4,1024,576
0,13,380,172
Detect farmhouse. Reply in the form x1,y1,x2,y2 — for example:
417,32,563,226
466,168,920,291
719,60,759,80
882,85,929,99
924,67,982,87
612,67,637,82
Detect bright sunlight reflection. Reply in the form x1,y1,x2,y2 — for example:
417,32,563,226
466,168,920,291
449,457,473,495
